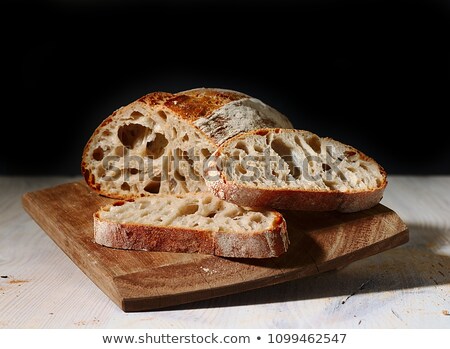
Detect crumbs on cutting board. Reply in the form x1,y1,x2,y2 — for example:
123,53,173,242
200,267,218,275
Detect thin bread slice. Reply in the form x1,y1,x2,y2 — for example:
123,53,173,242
206,128,387,212
94,193,289,258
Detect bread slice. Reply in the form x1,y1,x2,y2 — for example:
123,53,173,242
82,88,292,199
94,193,289,258
206,128,387,212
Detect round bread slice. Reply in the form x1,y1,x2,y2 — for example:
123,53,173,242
206,128,387,212
94,193,289,258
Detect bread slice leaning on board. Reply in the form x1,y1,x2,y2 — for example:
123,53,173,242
81,88,292,199
94,193,289,258
206,128,387,212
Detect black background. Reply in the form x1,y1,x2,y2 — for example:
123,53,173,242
2,0,449,175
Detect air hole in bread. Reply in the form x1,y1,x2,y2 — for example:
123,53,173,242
121,182,130,191
181,204,199,215
271,138,291,158
97,166,105,178
182,151,194,166
232,150,241,158
236,163,247,175
201,148,212,158
118,123,149,149
174,169,186,181
251,215,262,223
292,166,301,178
129,111,144,120
235,141,249,153
337,170,347,181
254,144,264,153
92,146,104,161
129,168,139,175
344,150,357,161
324,180,337,189
114,146,125,156
294,136,302,147
102,130,111,137
257,129,270,137
172,127,178,138
305,135,321,153
202,196,213,205
182,134,189,142
146,133,168,159
322,163,331,171
144,179,160,193
224,209,243,218
271,138,300,177
174,147,182,158
157,110,167,121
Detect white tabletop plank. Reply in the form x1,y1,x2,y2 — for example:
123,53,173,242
0,176,449,328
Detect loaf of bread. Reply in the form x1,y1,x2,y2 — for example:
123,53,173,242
94,193,289,258
206,128,387,212
82,88,292,199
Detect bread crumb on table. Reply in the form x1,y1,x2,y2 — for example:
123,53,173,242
442,310,449,316
8,279,29,284
200,266,217,275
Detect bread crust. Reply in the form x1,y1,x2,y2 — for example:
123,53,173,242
94,209,289,258
209,177,386,212
163,88,247,121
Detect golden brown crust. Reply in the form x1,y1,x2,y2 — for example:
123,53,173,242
163,88,247,121
138,91,173,106
208,176,386,212
94,210,288,258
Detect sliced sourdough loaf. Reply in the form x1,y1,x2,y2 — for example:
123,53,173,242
94,193,289,258
82,88,292,199
206,128,387,212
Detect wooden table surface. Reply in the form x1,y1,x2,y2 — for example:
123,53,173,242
0,176,449,328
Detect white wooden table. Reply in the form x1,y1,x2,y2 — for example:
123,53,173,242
0,176,449,328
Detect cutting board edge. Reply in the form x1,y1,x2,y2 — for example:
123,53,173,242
22,191,124,310
316,227,409,273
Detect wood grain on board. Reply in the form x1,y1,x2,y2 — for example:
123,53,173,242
22,181,408,312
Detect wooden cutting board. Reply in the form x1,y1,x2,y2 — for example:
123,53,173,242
22,181,408,312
